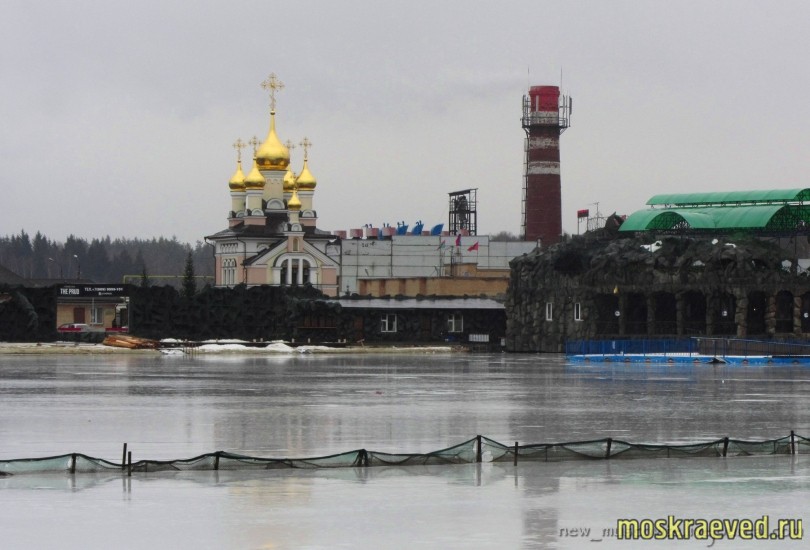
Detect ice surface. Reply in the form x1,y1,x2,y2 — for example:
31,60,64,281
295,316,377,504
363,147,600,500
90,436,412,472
0,354,808,548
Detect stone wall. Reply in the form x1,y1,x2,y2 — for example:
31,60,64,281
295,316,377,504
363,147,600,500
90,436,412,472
506,234,810,352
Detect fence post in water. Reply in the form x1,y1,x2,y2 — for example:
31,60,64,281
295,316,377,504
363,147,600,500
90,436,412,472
127,451,132,477
605,438,612,459
121,443,127,470
514,442,519,466
790,430,796,455
475,435,483,463
70,453,76,474
722,437,729,457
355,449,368,467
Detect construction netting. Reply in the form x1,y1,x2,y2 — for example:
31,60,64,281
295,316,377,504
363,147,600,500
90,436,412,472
1,433,806,476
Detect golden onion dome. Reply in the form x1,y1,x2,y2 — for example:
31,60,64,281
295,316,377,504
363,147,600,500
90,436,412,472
228,160,246,191
287,188,302,211
244,157,266,190
295,159,317,190
256,111,290,171
283,167,297,192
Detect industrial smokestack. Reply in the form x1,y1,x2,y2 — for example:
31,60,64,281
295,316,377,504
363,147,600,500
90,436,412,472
521,85,570,245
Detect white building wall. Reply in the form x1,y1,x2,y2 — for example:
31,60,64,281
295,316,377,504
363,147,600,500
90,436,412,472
336,235,536,294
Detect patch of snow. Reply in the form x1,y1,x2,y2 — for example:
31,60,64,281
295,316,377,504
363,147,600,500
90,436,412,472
295,346,334,353
264,342,296,353
641,240,662,252
196,343,254,352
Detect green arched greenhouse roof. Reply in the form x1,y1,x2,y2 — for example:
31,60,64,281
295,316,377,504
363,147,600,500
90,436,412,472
646,188,810,206
619,204,810,232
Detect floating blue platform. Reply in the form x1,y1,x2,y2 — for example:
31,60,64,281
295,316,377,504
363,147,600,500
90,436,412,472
566,337,810,365
567,354,810,366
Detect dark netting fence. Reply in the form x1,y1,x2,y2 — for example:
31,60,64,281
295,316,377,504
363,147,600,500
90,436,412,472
1,433,806,476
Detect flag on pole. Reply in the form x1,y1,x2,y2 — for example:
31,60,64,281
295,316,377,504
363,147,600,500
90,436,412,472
467,242,479,252
455,234,461,247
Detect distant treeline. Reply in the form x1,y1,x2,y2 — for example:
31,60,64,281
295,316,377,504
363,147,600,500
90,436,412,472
0,230,214,286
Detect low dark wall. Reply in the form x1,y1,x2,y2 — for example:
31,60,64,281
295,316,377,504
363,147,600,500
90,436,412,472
0,284,338,343
1,285,504,346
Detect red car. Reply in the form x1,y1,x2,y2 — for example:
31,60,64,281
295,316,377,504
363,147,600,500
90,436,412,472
58,323,90,333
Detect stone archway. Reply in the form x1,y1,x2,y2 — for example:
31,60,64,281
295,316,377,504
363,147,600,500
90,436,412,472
712,292,736,335
802,292,810,333
652,292,676,335
594,294,619,335
746,291,768,336
775,290,794,334
625,293,647,335
682,290,706,335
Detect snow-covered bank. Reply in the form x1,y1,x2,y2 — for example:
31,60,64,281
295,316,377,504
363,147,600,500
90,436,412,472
0,341,458,355
0,342,151,354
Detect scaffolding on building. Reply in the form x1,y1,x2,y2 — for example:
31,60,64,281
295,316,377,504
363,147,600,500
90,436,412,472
448,189,477,236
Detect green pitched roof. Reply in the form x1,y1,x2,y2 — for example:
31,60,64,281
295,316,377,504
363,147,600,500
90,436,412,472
647,188,810,206
620,204,810,232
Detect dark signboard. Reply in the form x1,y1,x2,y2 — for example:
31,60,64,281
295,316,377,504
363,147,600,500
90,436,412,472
57,285,129,298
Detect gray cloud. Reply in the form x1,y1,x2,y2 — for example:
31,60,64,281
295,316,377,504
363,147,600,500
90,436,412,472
2,0,809,244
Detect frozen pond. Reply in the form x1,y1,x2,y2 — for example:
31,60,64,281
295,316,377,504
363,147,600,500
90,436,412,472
0,352,808,548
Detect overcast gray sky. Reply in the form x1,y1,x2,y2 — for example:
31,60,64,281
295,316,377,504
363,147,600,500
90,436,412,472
3,0,810,244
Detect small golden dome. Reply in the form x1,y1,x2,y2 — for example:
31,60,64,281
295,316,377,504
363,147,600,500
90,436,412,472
256,111,290,171
287,188,302,211
296,159,317,190
283,167,297,192
244,157,266,190
228,160,246,191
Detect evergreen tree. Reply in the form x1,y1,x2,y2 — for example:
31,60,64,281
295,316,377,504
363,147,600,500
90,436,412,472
86,238,110,282
31,232,51,278
64,235,88,280
0,230,214,285
135,249,150,287
182,250,196,300
13,230,33,277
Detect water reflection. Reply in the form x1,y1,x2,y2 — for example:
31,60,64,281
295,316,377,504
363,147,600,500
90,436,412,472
1,353,809,548
2,456,806,548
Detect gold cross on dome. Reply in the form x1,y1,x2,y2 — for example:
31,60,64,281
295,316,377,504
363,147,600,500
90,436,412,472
249,136,260,155
232,138,246,162
285,139,297,152
260,73,285,111
300,137,312,159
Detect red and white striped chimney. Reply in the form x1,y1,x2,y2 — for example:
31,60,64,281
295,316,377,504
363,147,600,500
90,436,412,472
522,85,570,246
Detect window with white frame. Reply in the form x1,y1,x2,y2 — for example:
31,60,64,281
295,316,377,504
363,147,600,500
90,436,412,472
545,302,553,321
574,302,582,321
447,313,463,333
90,307,104,324
380,313,398,333
222,258,237,286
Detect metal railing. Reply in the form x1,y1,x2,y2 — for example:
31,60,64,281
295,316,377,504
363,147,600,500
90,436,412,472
566,337,810,358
